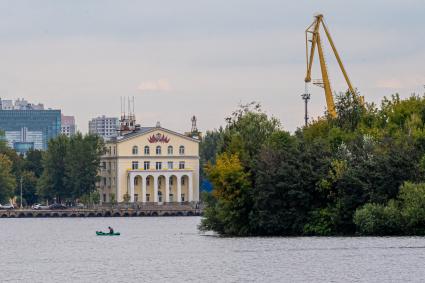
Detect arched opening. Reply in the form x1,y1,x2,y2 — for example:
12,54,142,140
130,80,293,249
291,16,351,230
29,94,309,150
169,175,178,202
144,146,150,155
179,145,185,155
145,175,154,202
134,175,143,202
181,175,189,202
158,175,166,203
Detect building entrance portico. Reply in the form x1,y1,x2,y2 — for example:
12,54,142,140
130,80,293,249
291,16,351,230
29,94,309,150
128,170,194,204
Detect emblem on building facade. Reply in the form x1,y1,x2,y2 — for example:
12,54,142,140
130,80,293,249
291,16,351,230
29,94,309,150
148,133,170,143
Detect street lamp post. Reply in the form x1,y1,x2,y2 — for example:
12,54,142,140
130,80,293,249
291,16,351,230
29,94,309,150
20,176,23,209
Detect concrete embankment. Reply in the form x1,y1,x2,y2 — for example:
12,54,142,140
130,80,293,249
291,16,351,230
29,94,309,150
0,204,202,218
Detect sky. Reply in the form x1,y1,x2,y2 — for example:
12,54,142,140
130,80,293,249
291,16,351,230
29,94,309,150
0,0,423,133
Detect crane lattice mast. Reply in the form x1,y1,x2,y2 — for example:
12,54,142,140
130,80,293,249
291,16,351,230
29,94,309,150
304,14,356,118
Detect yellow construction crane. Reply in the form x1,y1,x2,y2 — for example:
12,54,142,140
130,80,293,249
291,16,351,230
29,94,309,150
304,14,355,118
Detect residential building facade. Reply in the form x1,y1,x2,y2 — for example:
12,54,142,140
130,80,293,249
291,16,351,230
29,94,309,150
99,126,200,204
61,115,76,137
88,116,119,141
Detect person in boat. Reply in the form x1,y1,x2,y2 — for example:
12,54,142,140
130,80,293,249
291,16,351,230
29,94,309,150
108,226,114,234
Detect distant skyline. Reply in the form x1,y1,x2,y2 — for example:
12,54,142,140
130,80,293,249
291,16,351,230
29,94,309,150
0,1,423,133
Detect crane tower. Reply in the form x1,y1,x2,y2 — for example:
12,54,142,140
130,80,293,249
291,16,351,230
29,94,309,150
304,14,357,118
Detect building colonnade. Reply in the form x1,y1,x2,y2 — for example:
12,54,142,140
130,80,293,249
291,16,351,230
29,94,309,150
128,171,193,203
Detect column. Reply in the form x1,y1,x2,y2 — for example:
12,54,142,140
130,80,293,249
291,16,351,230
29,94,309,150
165,175,170,203
188,174,193,202
130,174,135,202
154,176,158,203
141,176,146,203
177,175,182,203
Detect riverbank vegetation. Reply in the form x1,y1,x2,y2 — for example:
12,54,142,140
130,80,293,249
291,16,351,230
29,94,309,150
199,93,425,236
0,133,104,205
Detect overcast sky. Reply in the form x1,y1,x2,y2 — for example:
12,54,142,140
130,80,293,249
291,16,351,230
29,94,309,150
0,0,423,133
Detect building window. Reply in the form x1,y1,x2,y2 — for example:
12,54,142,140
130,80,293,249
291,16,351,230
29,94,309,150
156,162,162,170
179,161,185,169
103,194,106,202
156,146,162,155
146,194,150,202
134,194,138,202
179,145,185,155
144,161,150,170
167,161,173,169
146,178,150,186
132,146,138,155
134,178,138,185
181,178,185,185
103,177,107,186
144,146,150,155
169,177,173,186
132,161,139,170
102,161,106,169
168,146,173,155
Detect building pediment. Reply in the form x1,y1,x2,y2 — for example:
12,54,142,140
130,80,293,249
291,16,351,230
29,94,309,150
115,127,199,144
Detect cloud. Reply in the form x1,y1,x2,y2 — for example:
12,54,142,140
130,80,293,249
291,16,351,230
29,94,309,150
375,79,403,89
137,79,171,92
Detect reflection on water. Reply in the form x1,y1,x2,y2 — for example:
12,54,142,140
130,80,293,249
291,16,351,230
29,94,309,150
1,217,425,282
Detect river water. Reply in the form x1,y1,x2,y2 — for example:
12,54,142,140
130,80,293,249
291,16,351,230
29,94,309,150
1,217,425,282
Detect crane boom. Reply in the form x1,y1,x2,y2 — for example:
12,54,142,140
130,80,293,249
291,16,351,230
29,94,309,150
304,14,356,118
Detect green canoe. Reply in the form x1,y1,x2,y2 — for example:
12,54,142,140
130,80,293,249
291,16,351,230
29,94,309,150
96,231,120,236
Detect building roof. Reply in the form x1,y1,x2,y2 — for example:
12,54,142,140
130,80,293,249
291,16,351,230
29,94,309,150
110,126,200,143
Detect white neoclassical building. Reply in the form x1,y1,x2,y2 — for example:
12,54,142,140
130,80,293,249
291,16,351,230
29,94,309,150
99,125,200,204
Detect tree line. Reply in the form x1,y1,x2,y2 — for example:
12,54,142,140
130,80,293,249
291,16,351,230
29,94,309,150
0,133,104,206
199,93,425,236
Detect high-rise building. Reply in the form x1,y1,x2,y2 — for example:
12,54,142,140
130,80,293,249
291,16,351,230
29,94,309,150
0,98,61,153
61,115,76,137
88,116,119,141
0,98,44,110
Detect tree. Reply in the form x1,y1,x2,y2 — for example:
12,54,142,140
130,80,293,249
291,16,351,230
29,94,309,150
199,153,252,235
249,131,312,235
64,133,104,199
0,154,16,203
37,135,69,201
15,171,38,206
24,149,43,178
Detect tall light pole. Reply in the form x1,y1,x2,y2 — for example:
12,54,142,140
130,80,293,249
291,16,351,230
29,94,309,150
301,92,311,127
20,176,23,209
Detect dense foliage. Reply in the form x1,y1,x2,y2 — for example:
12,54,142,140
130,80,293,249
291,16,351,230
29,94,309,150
0,131,104,205
200,93,425,236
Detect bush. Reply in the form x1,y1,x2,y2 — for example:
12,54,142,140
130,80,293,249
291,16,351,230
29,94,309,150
354,182,425,235
303,207,339,236
354,201,403,235
399,182,425,235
